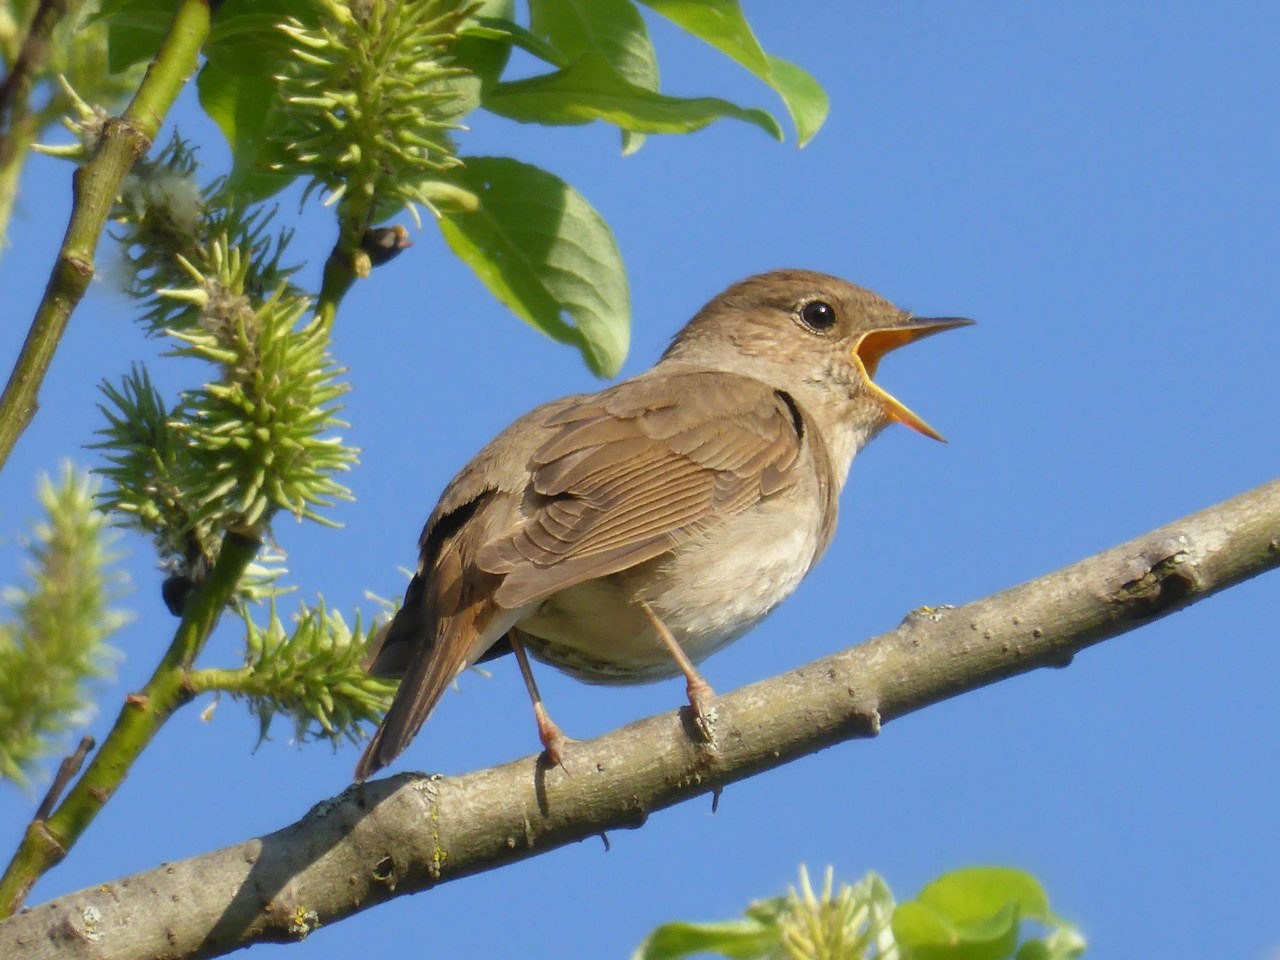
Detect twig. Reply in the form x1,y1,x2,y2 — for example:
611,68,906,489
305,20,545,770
0,0,69,142
0,531,260,918
31,736,94,822
0,0,212,470
0,0,72,250
1,477,1276,960
314,175,385,331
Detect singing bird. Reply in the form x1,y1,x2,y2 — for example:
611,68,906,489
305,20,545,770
355,270,970,779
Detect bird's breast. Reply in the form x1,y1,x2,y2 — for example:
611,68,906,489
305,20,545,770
515,496,824,684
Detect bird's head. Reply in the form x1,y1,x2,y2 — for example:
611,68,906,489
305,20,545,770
664,269,973,448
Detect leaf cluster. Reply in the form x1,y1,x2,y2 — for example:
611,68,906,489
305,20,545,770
0,468,128,786
94,230,354,586
193,599,395,747
0,0,144,138
93,0,827,376
109,134,299,337
164,246,355,529
635,866,1086,960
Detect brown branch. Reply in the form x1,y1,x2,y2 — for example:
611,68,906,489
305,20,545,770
1,478,1277,960
0,0,69,142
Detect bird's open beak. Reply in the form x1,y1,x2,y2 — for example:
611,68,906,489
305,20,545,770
852,316,974,442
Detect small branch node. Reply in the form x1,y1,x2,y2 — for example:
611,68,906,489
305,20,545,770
1108,536,1199,619
33,737,95,821
902,603,957,626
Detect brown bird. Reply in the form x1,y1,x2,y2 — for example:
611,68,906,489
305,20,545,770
355,270,970,779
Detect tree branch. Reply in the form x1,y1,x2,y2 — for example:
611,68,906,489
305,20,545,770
0,531,260,918
0,0,69,139
0,0,71,247
0,0,211,470
2,478,1277,959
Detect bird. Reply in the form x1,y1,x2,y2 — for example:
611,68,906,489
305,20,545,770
355,269,971,779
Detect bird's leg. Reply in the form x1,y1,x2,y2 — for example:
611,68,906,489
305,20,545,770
507,629,569,767
639,599,717,741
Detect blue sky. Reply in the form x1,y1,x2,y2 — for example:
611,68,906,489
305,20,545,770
2,3,1278,957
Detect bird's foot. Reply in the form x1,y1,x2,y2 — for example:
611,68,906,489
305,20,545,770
685,676,718,743
639,599,719,744
534,702,572,769
509,628,573,768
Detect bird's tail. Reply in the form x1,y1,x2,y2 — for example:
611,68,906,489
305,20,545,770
355,594,500,780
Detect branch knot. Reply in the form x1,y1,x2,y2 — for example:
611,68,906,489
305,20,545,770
1107,535,1200,619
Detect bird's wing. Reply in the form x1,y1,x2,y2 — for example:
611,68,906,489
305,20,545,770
356,371,812,779
477,370,809,609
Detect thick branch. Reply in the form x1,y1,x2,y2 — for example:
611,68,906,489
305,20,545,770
2,478,1277,959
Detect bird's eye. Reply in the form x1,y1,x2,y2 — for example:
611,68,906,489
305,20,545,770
799,300,837,332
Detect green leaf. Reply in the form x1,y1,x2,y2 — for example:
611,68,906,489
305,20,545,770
1015,926,1088,960
918,867,1054,927
765,55,829,148
631,918,779,960
484,53,782,141
452,0,519,90
529,0,658,154
893,901,955,944
636,0,828,145
530,0,658,89
893,901,1020,960
98,0,170,73
196,61,293,203
436,157,629,377
201,0,321,72
461,16,567,69
893,867,1055,960
205,9,308,74
636,0,769,73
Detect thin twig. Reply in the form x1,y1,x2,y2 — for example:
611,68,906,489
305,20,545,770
0,531,259,918
0,0,212,470
31,736,94,822
0,0,71,250
0,0,69,143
